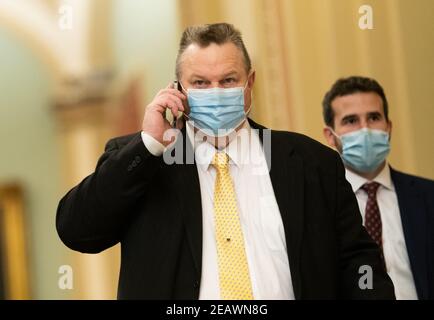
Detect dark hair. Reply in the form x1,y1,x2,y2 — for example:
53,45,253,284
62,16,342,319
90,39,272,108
175,23,252,79
322,76,389,128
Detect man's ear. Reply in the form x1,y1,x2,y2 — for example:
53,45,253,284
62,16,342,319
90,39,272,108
387,120,392,139
323,126,337,149
248,70,256,89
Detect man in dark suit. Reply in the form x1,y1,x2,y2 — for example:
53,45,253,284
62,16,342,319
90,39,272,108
323,76,434,299
56,23,394,299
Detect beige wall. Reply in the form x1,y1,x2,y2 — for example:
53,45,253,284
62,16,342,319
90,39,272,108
398,0,434,179
180,0,434,179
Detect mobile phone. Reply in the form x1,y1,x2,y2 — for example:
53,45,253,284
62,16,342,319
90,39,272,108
171,80,181,127
173,79,181,92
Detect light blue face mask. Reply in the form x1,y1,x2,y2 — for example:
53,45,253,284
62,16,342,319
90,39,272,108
331,127,391,173
182,81,250,137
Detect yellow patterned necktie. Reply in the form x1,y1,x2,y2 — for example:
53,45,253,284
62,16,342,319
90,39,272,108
212,152,253,300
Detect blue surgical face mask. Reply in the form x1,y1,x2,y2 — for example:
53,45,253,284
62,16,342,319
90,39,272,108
182,80,251,137
330,127,391,173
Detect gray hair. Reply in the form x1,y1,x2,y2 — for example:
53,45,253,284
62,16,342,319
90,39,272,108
175,23,252,79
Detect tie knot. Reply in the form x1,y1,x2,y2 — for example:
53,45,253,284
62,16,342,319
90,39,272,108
361,182,381,196
212,152,229,170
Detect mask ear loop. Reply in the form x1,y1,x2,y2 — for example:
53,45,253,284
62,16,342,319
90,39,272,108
243,70,254,91
178,81,191,121
243,72,253,116
179,81,187,94
327,127,346,154
244,104,252,117
327,127,341,140
243,78,250,91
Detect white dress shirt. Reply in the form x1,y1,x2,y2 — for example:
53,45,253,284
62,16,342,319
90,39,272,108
345,165,418,300
141,121,294,300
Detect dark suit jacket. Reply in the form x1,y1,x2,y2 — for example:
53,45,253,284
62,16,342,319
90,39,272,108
56,119,395,299
390,168,434,299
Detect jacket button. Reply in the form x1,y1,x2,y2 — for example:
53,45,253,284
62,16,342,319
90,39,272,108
127,165,133,172
132,161,137,167
135,156,141,163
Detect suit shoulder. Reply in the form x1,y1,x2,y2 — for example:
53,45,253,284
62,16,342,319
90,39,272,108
269,130,341,172
392,168,434,190
105,132,141,151
271,129,338,159
250,119,338,161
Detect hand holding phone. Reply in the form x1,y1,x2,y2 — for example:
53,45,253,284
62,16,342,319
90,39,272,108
172,80,180,127
141,80,186,146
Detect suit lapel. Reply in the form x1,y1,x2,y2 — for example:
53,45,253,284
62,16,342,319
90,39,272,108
391,168,429,299
170,127,203,278
256,123,304,299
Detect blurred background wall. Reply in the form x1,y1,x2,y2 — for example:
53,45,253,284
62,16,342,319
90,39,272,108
0,0,432,299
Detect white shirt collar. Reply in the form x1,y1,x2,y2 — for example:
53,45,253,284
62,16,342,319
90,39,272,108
345,163,395,192
186,120,251,171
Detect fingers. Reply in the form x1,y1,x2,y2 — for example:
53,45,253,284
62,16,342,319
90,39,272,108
154,95,182,117
153,86,185,109
166,94,185,112
162,88,186,101
161,82,187,100
165,99,180,118
146,84,187,120
175,116,184,130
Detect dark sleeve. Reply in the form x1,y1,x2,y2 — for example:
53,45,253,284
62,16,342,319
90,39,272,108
56,133,161,253
334,153,396,299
